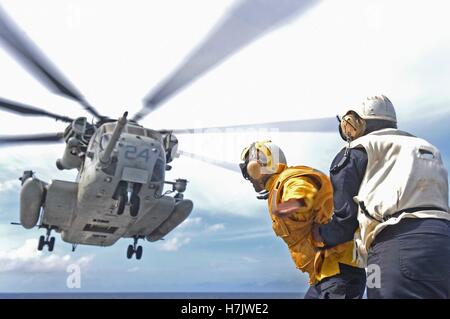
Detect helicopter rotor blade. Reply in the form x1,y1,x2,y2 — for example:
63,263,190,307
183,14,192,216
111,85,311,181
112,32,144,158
0,97,73,123
168,117,336,135
0,133,64,145
178,150,240,173
132,0,319,121
0,5,106,120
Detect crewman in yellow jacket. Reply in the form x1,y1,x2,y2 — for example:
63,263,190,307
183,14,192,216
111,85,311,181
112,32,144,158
239,141,366,299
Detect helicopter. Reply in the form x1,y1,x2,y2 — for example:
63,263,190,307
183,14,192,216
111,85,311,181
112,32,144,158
0,0,335,259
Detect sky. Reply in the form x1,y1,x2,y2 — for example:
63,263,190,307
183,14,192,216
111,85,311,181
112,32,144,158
0,0,449,293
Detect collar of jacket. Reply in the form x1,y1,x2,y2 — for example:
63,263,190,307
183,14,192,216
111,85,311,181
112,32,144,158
264,163,288,192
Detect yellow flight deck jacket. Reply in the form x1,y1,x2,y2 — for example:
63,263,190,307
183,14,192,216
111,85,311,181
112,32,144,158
266,164,359,285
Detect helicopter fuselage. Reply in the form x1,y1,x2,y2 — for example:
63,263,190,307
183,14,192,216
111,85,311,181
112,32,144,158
19,117,192,257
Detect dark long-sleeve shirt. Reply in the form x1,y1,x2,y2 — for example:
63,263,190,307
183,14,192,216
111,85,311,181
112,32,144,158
319,147,368,247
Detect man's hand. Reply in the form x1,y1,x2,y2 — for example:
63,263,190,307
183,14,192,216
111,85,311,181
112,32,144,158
273,199,306,217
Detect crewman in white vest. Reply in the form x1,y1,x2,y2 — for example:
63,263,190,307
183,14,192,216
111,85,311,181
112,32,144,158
313,95,450,299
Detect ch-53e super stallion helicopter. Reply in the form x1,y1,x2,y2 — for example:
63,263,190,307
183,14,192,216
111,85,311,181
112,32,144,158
0,0,334,259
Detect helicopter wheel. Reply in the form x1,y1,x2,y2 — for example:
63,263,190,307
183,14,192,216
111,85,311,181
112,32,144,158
126,245,134,259
48,237,56,252
136,246,143,260
114,181,128,215
117,192,128,216
130,195,140,217
37,235,45,251
129,184,141,217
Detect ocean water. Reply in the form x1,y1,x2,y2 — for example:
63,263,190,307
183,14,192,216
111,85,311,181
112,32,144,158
0,292,305,299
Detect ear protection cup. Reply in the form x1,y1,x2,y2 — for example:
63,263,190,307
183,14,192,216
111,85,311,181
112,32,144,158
247,160,262,180
340,112,366,141
338,122,347,142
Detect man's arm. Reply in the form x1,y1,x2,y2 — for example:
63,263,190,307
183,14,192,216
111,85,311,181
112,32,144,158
273,177,319,217
274,198,307,216
317,147,368,247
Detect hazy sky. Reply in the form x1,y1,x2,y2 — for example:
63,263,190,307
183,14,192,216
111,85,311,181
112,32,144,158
0,0,449,293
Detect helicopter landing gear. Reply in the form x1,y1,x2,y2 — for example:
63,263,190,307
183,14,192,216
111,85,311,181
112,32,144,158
113,181,128,216
37,227,55,252
129,184,141,218
114,182,141,217
72,244,78,252
127,236,143,260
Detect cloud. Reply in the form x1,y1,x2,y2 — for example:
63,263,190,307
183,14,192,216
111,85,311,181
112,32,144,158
214,226,273,242
177,217,203,229
205,223,225,233
218,231,273,242
156,236,192,252
126,267,141,273
172,215,225,235
151,218,224,252
0,179,19,193
0,239,94,273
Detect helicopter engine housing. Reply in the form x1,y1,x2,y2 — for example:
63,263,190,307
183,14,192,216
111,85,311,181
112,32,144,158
56,137,82,170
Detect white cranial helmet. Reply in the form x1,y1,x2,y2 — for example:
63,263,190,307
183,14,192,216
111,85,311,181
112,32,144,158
348,95,397,123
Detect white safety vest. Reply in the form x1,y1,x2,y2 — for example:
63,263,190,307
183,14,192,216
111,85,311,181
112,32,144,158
348,128,450,266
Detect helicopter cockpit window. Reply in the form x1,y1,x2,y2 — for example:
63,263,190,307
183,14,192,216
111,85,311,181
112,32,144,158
151,159,165,182
86,129,101,153
127,126,145,136
145,129,163,142
103,123,116,134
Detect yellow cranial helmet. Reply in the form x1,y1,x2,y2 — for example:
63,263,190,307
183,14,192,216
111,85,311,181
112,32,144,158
239,141,287,180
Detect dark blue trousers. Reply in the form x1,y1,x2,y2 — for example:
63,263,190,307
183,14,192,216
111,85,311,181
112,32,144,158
367,218,450,299
304,263,366,299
